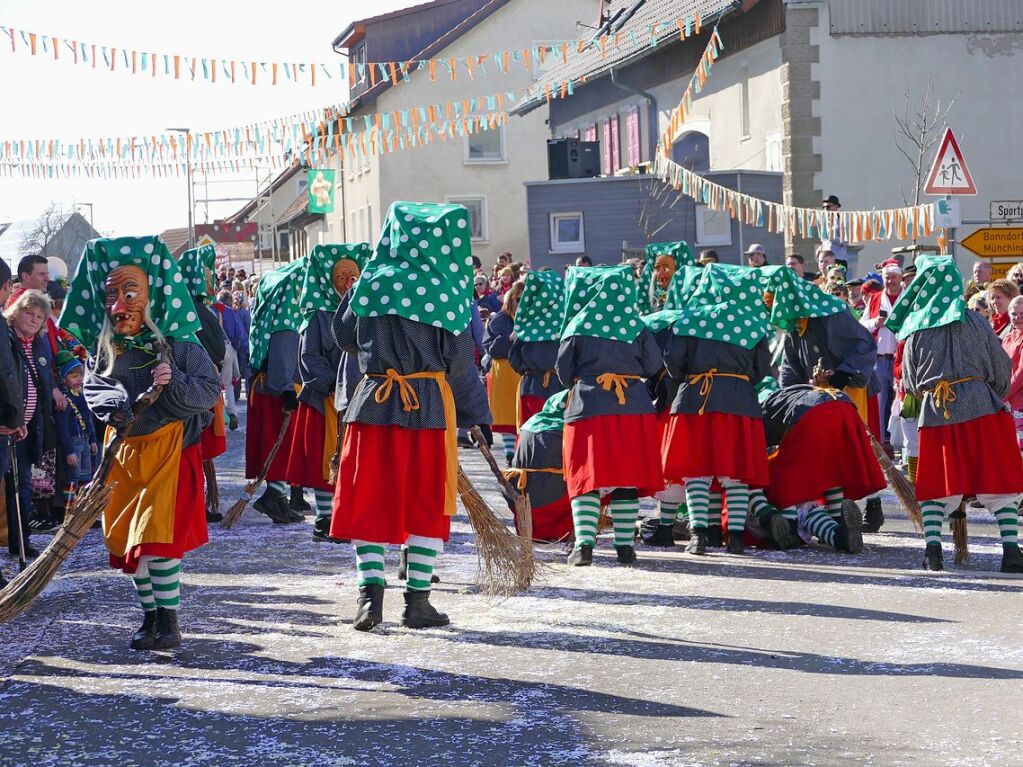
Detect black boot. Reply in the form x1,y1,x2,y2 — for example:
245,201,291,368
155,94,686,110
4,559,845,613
253,488,291,524
686,530,708,555
1001,544,1023,574
401,590,450,629
353,583,385,631
768,514,799,550
312,516,341,543
206,508,224,524
706,525,724,547
863,497,885,533
397,547,440,583
289,486,311,513
152,607,181,650
672,517,692,541
641,524,675,547
726,535,744,555
567,544,593,566
922,542,943,571
130,610,158,651
840,501,864,554
615,544,637,565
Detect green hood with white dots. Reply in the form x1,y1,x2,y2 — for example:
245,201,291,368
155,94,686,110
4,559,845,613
672,263,772,350
561,264,643,343
298,243,371,332
884,254,967,341
249,256,308,371
514,270,565,343
59,235,202,351
349,201,475,335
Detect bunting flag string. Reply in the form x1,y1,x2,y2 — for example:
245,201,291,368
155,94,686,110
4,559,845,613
657,26,723,157
0,14,707,88
654,153,936,243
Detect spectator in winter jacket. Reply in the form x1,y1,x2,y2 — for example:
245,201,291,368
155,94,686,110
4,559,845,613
54,350,97,511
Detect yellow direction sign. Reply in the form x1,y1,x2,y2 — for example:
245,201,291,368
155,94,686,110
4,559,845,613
961,228,1023,259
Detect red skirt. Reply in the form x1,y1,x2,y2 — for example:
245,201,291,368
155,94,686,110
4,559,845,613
518,395,546,429
518,494,573,543
662,412,769,487
281,401,332,491
199,420,226,461
330,423,450,544
245,387,294,481
111,442,207,573
563,413,663,498
767,401,886,508
868,395,882,441
916,411,1023,500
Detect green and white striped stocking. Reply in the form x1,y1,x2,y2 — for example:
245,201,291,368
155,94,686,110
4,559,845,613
571,492,601,548
147,557,181,610
994,507,1019,545
405,535,442,592
824,487,844,522
802,507,839,548
708,490,723,527
921,500,946,546
724,483,749,533
684,478,711,530
313,490,333,519
267,480,287,496
132,562,156,613
354,541,386,587
658,501,680,526
609,496,640,546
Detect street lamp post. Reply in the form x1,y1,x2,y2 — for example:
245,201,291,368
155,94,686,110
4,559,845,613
166,127,195,248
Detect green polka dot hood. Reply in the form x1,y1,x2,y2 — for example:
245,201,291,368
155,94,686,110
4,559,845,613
763,265,849,332
640,240,694,313
178,244,217,300
59,235,202,351
250,255,308,371
561,264,643,343
514,270,565,342
884,254,966,341
298,242,371,332
349,201,474,335
672,263,772,350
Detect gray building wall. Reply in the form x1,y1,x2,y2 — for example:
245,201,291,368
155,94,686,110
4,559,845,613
524,171,785,271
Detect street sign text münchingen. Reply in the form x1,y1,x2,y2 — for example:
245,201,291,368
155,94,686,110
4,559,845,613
961,228,1023,258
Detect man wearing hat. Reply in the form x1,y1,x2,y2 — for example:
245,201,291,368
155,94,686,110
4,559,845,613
698,249,719,266
861,259,904,450
821,194,849,263
745,244,768,268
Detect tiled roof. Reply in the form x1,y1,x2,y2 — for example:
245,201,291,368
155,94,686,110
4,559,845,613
514,0,741,115
159,227,191,256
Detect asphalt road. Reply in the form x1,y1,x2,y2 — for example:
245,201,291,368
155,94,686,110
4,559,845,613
1,407,1021,767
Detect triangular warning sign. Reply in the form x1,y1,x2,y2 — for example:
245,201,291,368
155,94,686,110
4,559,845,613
924,128,977,196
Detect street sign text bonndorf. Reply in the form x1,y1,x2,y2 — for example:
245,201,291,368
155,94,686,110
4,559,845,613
961,228,1023,259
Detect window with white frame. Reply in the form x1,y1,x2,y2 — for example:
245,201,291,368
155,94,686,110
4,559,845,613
765,133,783,172
550,212,584,253
695,204,732,247
354,45,367,85
446,195,488,242
364,204,373,241
464,124,506,163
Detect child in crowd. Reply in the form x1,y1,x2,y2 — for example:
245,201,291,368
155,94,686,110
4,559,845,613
55,350,98,514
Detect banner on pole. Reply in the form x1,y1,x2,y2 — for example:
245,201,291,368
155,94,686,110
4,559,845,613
307,169,336,213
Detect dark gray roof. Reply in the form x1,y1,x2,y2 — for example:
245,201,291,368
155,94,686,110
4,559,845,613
513,0,741,115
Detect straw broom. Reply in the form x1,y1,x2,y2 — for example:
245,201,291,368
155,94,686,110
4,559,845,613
221,410,294,529
0,366,166,624
203,459,219,516
950,501,969,564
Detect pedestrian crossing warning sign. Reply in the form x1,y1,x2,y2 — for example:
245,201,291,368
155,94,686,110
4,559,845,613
924,128,977,196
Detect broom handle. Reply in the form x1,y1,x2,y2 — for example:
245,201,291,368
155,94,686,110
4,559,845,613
469,426,520,506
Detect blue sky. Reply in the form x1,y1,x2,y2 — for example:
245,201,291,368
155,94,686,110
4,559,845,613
0,0,415,236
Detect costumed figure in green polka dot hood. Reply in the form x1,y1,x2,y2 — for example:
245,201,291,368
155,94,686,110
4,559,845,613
280,243,370,538
508,270,567,432
330,201,492,631
244,255,310,523
766,264,878,439
506,389,573,543
661,263,775,556
556,264,666,568
60,235,222,652
640,240,695,314
884,254,1023,574
176,244,229,391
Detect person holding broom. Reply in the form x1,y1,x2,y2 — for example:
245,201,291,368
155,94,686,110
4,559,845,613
282,243,368,543
245,256,308,525
558,263,664,567
61,236,221,650
886,254,1023,573
330,201,490,631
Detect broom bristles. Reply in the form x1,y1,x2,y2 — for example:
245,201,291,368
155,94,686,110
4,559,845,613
203,460,219,515
220,411,293,530
457,465,537,596
951,504,970,564
221,496,250,529
869,433,924,531
0,481,112,623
